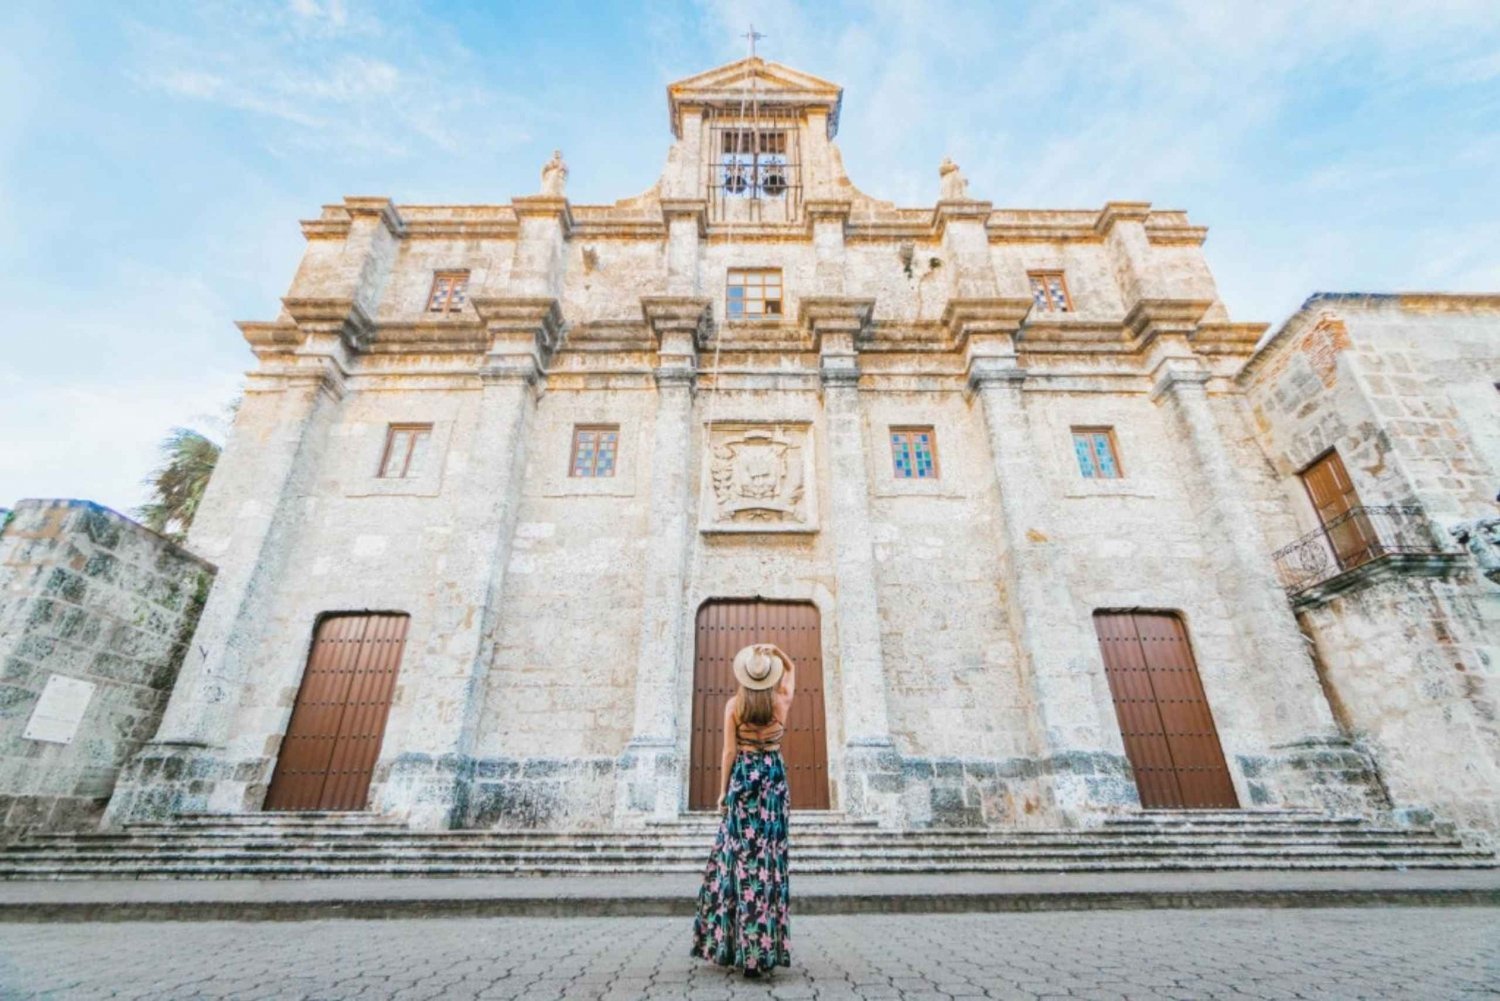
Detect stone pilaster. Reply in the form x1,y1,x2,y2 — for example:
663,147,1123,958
115,300,367,820
1140,303,1341,750
508,196,573,297
802,297,903,824
660,200,706,297
616,297,710,822
950,299,1139,823
806,200,852,295
934,200,997,299
376,297,561,829
1095,201,1155,309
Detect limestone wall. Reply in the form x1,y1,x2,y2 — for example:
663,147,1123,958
1241,295,1500,836
0,500,213,836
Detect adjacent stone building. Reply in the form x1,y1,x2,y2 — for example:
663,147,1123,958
0,500,213,837
102,59,1500,836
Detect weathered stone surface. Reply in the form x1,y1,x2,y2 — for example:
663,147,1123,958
75,61,1498,841
0,501,213,837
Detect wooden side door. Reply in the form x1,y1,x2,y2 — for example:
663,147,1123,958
1094,611,1238,810
264,613,409,812
689,600,829,811
1301,449,1379,569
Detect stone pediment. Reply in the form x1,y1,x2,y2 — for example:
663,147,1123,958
668,57,843,137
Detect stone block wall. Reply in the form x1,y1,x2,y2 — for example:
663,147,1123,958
0,500,214,837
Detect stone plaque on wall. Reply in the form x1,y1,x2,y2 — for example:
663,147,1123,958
23,675,96,745
700,422,818,533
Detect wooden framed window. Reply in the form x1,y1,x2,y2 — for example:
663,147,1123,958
1072,427,1122,479
1028,270,1072,312
889,427,940,480
378,424,433,479
726,269,783,319
427,270,470,314
570,425,619,478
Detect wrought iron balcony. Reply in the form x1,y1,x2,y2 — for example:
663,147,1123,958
1271,504,1458,601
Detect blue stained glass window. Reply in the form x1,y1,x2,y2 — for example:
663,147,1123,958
570,426,619,478
1073,429,1121,479
891,428,938,479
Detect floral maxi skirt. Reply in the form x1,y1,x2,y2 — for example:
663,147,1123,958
690,749,791,971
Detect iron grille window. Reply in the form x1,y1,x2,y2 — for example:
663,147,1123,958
379,424,433,478
1072,427,1122,479
570,426,619,478
720,130,789,198
726,269,782,320
1028,271,1072,312
890,427,940,480
427,271,470,314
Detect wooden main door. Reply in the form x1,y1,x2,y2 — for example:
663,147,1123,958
264,613,409,812
1093,611,1238,809
689,600,830,811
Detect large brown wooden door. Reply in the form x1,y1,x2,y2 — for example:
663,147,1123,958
1300,449,1379,570
1093,611,1238,809
690,600,830,811
264,613,409,812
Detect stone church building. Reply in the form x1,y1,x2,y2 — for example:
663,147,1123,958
97,58,1500,837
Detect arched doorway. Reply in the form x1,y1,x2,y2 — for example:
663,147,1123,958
689,599,830,810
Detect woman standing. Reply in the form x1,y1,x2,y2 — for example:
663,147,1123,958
691,643,795,977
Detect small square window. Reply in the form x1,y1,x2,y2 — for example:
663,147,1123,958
427,271,470,314
726,269,783,320
1072,427,1122,479
890,427,940,480
1028,271,1072,313
570,425,619,478
379,424,433,478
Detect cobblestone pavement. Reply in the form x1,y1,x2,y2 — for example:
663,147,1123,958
0,908,1496,1000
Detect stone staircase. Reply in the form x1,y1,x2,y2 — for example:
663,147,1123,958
0,809,1494,880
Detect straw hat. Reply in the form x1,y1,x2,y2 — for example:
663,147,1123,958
732,644,784,691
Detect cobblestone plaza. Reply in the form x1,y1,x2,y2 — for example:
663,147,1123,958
1,908,1496,1000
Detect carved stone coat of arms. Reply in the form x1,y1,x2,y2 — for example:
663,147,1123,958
700,423,817,533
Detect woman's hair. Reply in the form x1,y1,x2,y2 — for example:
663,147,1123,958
735,685,776,726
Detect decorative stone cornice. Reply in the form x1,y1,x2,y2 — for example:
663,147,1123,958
799,297,874,341
805,199,853,227
641,297,713,349
281,297,375,353
300,197,405,240
1093,200,1152,236
659,199,708,237
932,200,994,235
799,298,874,388
472,297,563,382
941,297,1033,348
1124,298,1214,345
363,320,489,355
510,195,574,238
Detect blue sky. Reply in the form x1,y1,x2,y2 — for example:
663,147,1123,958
2,0,1498,515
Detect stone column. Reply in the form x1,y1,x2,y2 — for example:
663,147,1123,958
1138,303,1339,743
616,297,710,822
660,201,706,296
949,299,1140,823
376,298,562,829
801,298,903,823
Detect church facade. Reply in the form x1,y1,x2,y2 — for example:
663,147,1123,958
104,59,1500,835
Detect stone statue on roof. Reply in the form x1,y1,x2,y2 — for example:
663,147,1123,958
939,157,969,201
541,150,568,197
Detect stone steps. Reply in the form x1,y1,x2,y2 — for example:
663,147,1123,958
3,810,1493,880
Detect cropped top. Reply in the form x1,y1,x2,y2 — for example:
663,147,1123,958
734,718,786,753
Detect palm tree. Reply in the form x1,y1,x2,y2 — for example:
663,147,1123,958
137,397,239,543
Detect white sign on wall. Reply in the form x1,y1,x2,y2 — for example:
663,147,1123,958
23,675,96,745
